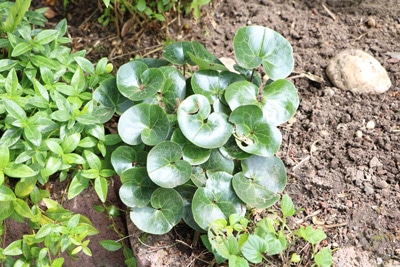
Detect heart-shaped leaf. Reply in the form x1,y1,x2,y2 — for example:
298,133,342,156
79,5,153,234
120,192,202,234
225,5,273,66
191,70,244,103
162,41,195,65
147,141,191,188
225,79,298,125
229,105,282,157
119,167,157,208
234,26,294,80
110,146,137,176
130,188,184,234
177,94,233,149
232,156,286,208
118,103,170,146
171,128,211,165
116,61,164,101
143,66,186,114
192,171,244,230
241,235,267,263
93,77,132,113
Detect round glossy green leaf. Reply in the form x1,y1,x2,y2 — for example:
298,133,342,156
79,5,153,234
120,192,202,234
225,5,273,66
118,103,170,146
171,128,211,165
177,94,233,149
191,70,244,103
162,41,194,65
260,79,299,125
201,149,235,175
111,146,137,175
94,78,131,111
119,168,157,208
225,80,299,126
147,141,191,188
234,26,294,80
232,156,287,208
116,61,163,101
229,105,282,157
130,188,184,234
143,66,186,114
192,171,244,230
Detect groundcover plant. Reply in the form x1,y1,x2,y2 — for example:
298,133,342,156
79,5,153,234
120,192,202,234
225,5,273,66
97,25,300,234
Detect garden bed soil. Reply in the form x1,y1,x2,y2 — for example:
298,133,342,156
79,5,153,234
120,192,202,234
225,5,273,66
23,0,400,266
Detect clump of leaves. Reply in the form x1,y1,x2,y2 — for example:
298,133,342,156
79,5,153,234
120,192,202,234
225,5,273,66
204,194,333,267
97,25,299,235
0,2,118,265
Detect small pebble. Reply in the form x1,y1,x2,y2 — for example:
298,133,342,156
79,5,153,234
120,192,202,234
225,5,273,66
376,257,383,265
366,120,375,129
355,130,363,138
364,183,374,195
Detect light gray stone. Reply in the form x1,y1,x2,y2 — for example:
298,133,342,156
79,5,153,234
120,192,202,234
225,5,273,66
326,49,392,94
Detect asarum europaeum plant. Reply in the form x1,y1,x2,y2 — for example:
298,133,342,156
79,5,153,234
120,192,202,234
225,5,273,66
95,25,300,234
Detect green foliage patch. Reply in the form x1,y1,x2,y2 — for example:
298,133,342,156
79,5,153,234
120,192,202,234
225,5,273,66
97,25,300,235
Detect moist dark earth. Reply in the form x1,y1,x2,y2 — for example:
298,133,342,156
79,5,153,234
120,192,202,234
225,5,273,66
20,0,400,266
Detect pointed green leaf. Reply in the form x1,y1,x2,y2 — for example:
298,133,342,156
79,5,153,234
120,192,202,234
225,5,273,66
75,56,95,75
3,98,27,122
3,240,23,256
130,188,184,234
192,172,244,230
94,177,108,203
119,168,157,208
118,103,170,146
13,198,34,218
233,26,294,80
232,156,286,208
281,194,295,217
11,42,32,57
68,173,89,199
4,163,37,178
229,105,281,157
177,94,233,149
0,146,10,169
99,240,122,252
0,185,16,201
34,29,59,45
147,141,191,188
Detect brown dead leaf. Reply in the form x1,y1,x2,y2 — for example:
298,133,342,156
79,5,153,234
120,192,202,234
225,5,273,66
44,8,57,19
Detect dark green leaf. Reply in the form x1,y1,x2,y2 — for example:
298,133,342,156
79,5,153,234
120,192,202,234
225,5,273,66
232,156,286,208
147,141,191,188
233,26,294,79
192,172,244,230
177,94,233,149
99,240,122,252
119,167,157,208
229,105,281,157
130,188,184,234
118,103,170,146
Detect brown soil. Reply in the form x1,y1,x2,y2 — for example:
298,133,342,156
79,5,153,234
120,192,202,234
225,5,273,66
20,0,400,266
